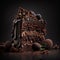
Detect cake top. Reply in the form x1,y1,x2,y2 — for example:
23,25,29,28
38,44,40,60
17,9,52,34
14,7,47,33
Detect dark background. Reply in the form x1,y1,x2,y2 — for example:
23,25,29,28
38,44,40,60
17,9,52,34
0,0,60,60
0,0,60,44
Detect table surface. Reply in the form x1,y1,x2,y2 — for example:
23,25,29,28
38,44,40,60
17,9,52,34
0,49,60,60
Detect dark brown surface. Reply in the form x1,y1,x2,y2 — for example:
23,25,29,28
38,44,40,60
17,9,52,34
0,49,60,60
